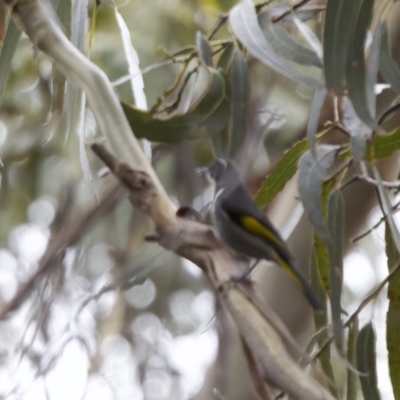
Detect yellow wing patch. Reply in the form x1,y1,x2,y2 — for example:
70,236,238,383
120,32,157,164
239,215,283,247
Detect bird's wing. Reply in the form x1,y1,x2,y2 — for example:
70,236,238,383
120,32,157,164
220,185,322,311
220,185,290,260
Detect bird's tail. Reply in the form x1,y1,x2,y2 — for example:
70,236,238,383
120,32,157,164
275,255,322,312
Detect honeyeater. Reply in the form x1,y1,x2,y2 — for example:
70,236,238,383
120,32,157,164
207,158,321,311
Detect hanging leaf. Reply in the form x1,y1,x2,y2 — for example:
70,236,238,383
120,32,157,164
356,323,381,400
255,139,309,208
346,0,375,128
386,223,400,400
0,19,22,105
298,145,340,244
327,191,345,351
323,0,359,92
229,0,322,89
347,318,360,400
311,235,337,395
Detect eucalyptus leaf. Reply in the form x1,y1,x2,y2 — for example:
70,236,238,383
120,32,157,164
0,19,21,105
255,139,309,208
324,0,359,92
386,223,400,400
298,145,340,244
229,0,321,89
327,191,345,351
365,128,400,161
356,323,381,400
346,0,375,128
347,318,359,400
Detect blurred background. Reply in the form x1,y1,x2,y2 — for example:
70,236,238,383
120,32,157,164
0,0,399,399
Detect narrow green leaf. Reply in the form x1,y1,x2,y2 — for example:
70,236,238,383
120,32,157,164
386,223,400,399
311,236,337,396
365,128,400,161
327,191,345,351
380,23,400,94
255,139,309,208
356,323,381,400
386,222,400,271
324,0,359,92
229,0,322,88
346,0,375,128
0,19,21,105
196,32,213,67
298,145,340,244
347,318,360,400
122,69,226,143
312,233,329,293
372,165,400,253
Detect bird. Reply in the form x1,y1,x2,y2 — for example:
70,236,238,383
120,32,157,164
206,158,321,311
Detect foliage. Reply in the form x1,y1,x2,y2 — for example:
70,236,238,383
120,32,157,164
1,0,400,399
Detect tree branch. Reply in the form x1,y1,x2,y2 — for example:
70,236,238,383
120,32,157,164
4,2,335,398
